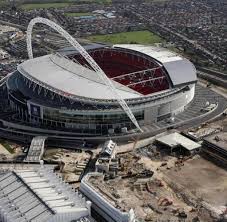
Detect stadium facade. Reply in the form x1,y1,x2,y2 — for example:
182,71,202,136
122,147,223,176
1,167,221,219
0,18,197,142
5,44,196,134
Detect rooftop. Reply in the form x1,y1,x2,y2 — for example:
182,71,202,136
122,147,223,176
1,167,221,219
156,132,201,151
18,54,141,100
114,44,197,87
204,132,227,151
17,44,196,101
0,167,91,222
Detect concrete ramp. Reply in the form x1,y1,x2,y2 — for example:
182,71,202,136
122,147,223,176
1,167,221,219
25,136,47,162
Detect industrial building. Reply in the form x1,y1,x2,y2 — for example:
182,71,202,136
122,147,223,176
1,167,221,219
203,132,227,166
156,132,201,155
0,166,92,222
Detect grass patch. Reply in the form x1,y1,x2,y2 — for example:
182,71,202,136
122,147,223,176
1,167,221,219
65,12,93,17
0,0,7,6
78,0,111,3
145,0,170,2
20,0,111,10
0,140,14,154
88,30,163,45
21,2,72,10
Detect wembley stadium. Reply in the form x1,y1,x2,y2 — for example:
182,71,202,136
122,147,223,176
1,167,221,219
1,17,225,145
3,42,196,132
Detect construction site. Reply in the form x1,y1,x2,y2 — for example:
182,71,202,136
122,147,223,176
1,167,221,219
0,140,24,161
82,132,227,221
43,148,92,188
0,112,225,221
0,112,227,222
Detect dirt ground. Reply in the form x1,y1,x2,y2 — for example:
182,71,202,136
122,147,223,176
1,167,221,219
44,148,91,185
164,156,227,207
89,151,208,221
90,167,199,221
91,145,227,221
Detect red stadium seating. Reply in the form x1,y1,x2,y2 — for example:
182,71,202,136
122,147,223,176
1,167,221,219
71,48,169,95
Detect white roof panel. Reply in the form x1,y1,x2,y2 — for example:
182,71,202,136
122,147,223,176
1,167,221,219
18,54,141,100
114,44,197,87
156,132,201,151
15,168,90,216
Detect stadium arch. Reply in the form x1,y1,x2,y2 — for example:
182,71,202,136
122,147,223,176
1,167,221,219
26,17,143,132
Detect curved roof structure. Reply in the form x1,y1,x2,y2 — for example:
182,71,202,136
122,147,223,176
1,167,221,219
18,54,141,100
114,44,197,87
17,44,196,101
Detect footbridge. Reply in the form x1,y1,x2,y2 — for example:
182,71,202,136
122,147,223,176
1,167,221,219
25,136,47,162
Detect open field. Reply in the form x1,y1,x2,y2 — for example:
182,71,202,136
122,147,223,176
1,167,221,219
21,2,72,10
0,0,7,6
88,30,163,45
87,0,111,3
73,0,111,3
0,141,14,154
146,0,172,2
0,144,11,155
65,12,93,17
146,0,169,1
20,0,111,10
165,157,227,206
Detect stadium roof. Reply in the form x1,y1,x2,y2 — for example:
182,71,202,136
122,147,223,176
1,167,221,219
114,44,197,87
58,43,108,56
17,44,196,101
18,54,141,100
0,167,91,222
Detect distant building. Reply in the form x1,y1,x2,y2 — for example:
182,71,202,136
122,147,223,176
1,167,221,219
0,50,10,60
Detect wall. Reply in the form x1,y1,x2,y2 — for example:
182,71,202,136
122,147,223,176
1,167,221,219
80,173,133,222
144,84,195,123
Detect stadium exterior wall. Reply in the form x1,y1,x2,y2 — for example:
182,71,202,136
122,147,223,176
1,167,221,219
6,82,195,135
144,84,194,124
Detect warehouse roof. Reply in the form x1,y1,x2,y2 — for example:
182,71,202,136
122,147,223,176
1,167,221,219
0,167,91,222
156,132,201,151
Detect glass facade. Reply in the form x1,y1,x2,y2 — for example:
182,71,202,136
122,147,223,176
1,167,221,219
43,107,144,126
28,108,144,134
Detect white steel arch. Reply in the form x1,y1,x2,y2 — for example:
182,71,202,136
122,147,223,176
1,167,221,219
26,17,143,132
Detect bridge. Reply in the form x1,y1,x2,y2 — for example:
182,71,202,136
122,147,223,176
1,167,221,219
25,136,47,162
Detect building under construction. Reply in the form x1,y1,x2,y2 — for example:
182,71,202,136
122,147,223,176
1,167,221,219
203,132,227,166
